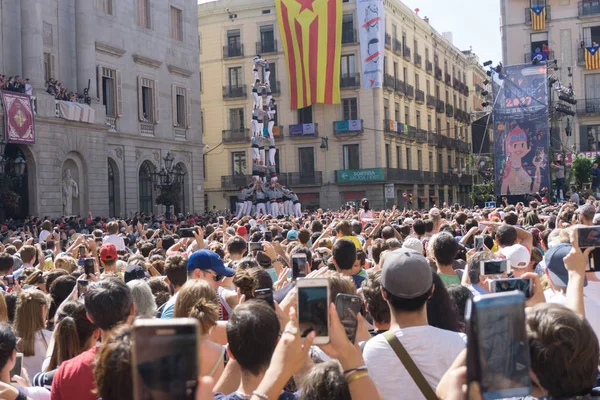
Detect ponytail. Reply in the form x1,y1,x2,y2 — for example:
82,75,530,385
47,316,80,371
189,298,219,334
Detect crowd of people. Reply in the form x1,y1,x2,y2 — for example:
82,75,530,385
0,196,598,399
0,75,32,96
45,79,82,103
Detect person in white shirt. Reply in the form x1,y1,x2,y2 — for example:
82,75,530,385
363,249,466,400
543,242,600,343
38,220,52,243
102,221,125,251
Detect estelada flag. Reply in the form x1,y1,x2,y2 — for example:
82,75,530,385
586,46,600,70
275,0,342,110
530,6,546,31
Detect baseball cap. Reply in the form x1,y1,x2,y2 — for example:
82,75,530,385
287,230,298,241
124,264,147,283
429,208,440,216
577,203,596,220
404,218,415,226
236,226,247,236
381,249,433,299
187,249,235,277
544,243,588,288
402,237,424,254
99,244,117,262
499,244,530,269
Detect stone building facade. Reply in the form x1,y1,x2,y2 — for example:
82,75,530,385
0,0,204,218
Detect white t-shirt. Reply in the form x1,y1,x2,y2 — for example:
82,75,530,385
23,330,52,377
18,385,50,400
38,230,51,242
363,325,466,400
103,234,125,251
544,287,600,343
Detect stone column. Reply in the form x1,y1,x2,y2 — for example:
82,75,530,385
424,184,430,209
412,184,418,210
20,0,45,89
444,185,449,205
75,0,97,98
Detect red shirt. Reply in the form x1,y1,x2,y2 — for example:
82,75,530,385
51,346,97,400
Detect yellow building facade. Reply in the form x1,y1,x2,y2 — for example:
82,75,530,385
199,0,478,211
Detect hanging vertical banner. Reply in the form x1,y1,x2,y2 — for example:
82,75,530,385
585,45,600,70
530,6,546,31
1,91,35,145
275,0,342,110
493,65,549,196
357,0,385,89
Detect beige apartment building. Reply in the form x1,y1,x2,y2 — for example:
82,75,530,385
501,0,600,156
199,0,476,211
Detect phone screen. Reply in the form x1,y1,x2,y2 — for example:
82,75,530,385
4,275,14,287
180,229,195,238
78,280,89,297
292,255,307,278
491,278,533,299
578,226,600,248
297,284,328,338
589,248,600,272
254,288,275,309
218,217,224,225
9,353,22,378
475,235,484,252
481,260,508,275
467,293,531,399
248,242,263,253
83,258,95,275
335,294,361,344
264,231,272,242
133,321,199,399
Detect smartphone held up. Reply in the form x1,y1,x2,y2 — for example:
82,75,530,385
297,278,330,344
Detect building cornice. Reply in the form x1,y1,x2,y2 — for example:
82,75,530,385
167,64,194,77
95,42,126,58
133,54,163,69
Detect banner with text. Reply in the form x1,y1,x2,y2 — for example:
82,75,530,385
492,65,549,196
357,0,384,89
337,168,384,183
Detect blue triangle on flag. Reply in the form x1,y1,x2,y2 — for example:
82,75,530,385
587,46,600,56
531,6,544,15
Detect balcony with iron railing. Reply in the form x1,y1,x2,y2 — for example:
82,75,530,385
222,85,247,99
525,5,551,22
524,50,554,63
428,131,438,145
426,60,433,74
403,46,411,61
445,73,452,86
340,73,361,88
383,73,395,91
342,29,358,45
577,98,600,115
395,79,405,95
392,39,403,56
405,84,414,99
435,67,443,81
415,89,425,104
256,40,277,54
446,103,454,118
415,128,428,142
414,53,422,68
222,128,251,143
279,171,323,186
289,123,319,137
579,0,600,16
426,94,436,108
436,99,445,114
140,122,154,137
223,43,244,58
385,33,391,49
222,174,252,190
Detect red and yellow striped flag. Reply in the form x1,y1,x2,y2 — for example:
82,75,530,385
530,6,546,31
275,0,342,110
586,46,600,70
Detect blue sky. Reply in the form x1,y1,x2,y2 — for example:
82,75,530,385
198,0,502,65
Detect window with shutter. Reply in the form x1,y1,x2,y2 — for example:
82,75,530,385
186,88,192,128
170,7,183,41
138,76,145,121
101,67,117,117
153,79,160,123
97,65,103,101
116,70,123,117
137,0,151,29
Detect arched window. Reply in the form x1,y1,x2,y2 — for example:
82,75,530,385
139,161,155,214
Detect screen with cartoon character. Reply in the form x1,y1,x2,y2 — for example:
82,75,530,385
493,65,549,196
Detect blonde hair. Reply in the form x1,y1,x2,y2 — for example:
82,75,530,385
15,289,50,356
54,256,78,273
174,280,219,334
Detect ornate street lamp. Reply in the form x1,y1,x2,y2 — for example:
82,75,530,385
151,152,186,219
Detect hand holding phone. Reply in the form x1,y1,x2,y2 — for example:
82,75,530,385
292,253,307,279
77,280,89,297
335,294,361,344
297,278,329,344
248,242,263,253
480,259,509,276
490,278,533,299
474,235,484,252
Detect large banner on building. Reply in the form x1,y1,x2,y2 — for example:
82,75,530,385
1,91,35,145
493,65,549,196
357,0,384,89
275,0,342,110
